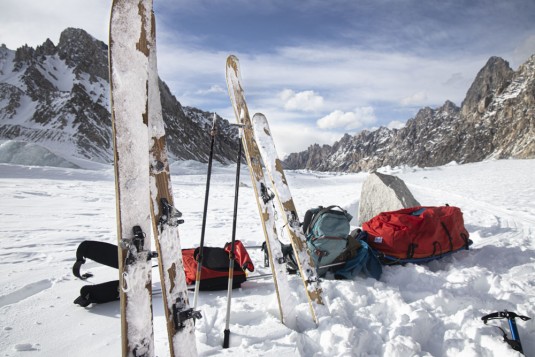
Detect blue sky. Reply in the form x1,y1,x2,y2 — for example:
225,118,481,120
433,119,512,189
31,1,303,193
1,0,535,155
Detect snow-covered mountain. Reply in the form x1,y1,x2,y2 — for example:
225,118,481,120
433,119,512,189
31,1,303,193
284,56,535,172
0,28,240,165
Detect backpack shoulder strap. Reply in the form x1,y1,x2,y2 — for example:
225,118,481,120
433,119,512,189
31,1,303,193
303,206,321,235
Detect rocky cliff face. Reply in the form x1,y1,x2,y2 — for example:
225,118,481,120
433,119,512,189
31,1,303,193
0,28,240,164
284,55,535,172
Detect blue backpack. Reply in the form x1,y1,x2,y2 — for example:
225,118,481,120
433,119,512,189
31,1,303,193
303,206,353,275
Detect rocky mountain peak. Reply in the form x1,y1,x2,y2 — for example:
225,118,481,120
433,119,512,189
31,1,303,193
461,56,514,118
35,39,56,57
57,28,109,81
441,100,460,115
14,45,36,70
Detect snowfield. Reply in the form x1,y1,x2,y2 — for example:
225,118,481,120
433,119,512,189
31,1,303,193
0,158,534,356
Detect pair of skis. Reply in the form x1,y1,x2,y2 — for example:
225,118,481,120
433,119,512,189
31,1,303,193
109,1,197,356
225,55,328,330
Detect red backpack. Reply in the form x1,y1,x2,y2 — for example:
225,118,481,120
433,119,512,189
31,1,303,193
362,206,471,264
182,240,254,291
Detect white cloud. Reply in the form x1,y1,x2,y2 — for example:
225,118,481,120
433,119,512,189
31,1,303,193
196,84,226,95
279,89,324,112
400,91,428,106
317,107,376,130
512,34,535,67
266,122,342,157
0,0,109,49
387,120,406,129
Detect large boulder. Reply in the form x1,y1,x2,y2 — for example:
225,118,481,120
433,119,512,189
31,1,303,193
358,172,420,225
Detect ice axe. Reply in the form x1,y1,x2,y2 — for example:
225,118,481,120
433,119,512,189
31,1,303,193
481,310,531,354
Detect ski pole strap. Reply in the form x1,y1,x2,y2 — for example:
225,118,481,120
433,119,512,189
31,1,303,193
482,311,531,353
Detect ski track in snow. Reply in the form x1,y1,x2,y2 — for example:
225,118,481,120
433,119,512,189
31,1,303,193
0,159,534,356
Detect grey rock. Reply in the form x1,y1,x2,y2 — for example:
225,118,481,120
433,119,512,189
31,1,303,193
358,172,420,225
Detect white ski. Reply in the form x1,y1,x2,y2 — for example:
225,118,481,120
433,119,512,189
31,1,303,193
109,0,155,355
252,112,329,325
225,55,299,329
147,7,198,357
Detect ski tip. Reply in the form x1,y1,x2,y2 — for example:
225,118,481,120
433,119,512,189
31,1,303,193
226,54,238,63
252,113,267,121
252,113,270,132
212,112,218,127
226,55,240,73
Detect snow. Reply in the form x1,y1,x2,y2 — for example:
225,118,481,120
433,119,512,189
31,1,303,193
0,140,79,168
39,55,75,92
0,158,534,356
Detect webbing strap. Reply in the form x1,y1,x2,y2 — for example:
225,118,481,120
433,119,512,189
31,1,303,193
440,222,454,251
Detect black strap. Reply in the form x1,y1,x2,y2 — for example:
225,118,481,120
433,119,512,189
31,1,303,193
406,243,416,259
431,241,442,258
440,222,454,251
73,259,93,280
73,240,119,280
74,280,120,307
460,232,470,249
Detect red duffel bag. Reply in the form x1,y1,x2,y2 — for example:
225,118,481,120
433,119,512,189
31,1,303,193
362,206,471,263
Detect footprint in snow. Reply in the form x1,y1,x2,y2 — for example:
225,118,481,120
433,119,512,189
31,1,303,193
0,279,53,308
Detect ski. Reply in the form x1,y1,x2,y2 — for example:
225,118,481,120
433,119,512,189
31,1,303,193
147,6,198,357
252,113,328,325
225,55,299,329
109,0,155,355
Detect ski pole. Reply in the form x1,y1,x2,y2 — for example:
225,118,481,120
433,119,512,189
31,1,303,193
193,113,218,311
223,124,243,349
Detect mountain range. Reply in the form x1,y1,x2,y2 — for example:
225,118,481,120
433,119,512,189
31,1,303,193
284,55,535,172
1,28,533,172
0,28,240,166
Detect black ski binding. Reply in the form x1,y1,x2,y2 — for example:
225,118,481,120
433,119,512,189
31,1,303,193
288,211,300,228
159,198,184,227
260,183,275,204
261,242,270,267
121,226,146,265
482,310,531,354
172,297,202,330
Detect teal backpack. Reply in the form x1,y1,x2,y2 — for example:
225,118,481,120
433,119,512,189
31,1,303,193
303,205,353,275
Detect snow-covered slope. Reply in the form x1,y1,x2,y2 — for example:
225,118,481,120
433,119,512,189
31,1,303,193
0,159,533,356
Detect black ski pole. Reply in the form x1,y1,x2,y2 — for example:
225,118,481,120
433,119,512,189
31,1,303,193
223,124,243,349
193,113,218,310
